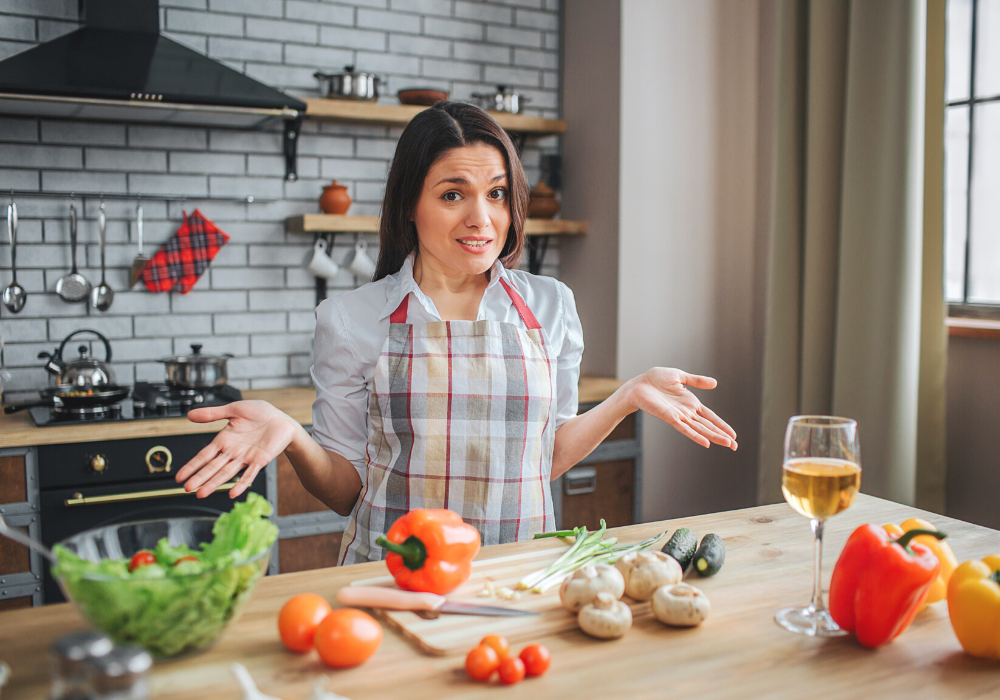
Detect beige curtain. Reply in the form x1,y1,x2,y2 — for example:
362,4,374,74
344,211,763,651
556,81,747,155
757,0,947,510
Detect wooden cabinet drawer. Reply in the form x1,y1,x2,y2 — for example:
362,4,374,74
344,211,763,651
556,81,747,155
278,532,344,573
559,459,635,530
0,523,30,577
0,455,27,506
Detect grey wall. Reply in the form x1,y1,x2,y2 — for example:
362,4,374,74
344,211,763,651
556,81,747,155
946,336,1000,530
0,0,562,398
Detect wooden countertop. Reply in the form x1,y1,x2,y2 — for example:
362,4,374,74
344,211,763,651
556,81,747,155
3,494,998,699
0,378,625,448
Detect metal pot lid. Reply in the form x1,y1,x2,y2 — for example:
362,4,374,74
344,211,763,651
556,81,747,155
159,344,232,364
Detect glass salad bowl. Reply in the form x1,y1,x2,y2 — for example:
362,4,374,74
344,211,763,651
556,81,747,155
52,496,277,660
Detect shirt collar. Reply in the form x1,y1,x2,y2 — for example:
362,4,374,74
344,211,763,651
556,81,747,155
378,253,513,321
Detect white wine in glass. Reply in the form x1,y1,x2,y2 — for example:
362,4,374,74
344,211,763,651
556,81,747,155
775,417,861,637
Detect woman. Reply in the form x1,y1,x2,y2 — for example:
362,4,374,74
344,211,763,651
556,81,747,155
176,102,737,565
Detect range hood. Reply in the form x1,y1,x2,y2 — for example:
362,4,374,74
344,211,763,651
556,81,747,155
0,0,307,177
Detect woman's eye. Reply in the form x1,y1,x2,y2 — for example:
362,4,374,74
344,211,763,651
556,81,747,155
489,188,507,201
442,191,461,202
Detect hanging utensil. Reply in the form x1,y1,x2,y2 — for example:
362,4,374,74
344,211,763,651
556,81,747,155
2,202,26,314
56,203,92,303
129,201,149,288
90,202,114,311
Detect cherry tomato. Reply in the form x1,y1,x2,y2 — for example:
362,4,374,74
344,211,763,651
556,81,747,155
314,609,383,668
174,556,198,566
128,551,157,572
519,643,551,677
465,644,500,682
480,634,510,659
278,593,333,653
498,656,526,685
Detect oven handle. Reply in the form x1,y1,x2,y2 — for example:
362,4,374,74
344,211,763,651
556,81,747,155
64,482,238,507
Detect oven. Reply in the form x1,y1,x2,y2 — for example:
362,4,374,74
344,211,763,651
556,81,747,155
38,433,271,603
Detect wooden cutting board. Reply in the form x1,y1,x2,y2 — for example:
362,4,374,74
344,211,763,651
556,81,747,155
350,534,665,656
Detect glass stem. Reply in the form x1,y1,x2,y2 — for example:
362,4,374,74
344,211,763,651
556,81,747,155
810,518,826,612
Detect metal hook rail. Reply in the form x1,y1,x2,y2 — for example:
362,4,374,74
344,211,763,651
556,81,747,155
6,189,275,204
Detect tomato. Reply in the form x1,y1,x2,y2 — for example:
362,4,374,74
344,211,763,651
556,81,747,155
480,634,510,659
498,656,526,685
314,608,382,668
174,556,198,565
465,644,500,682
519,643,551,677
128,551,157,572
278,594,333,653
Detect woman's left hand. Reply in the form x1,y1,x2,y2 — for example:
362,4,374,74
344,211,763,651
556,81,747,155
626,368,738,450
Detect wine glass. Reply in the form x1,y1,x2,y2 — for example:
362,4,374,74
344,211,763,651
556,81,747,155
775,416,861,637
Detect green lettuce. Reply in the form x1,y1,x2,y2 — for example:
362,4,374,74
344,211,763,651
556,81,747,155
52,492,278,659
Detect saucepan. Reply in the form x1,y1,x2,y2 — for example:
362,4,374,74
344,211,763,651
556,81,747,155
159,344,233,389
3,384,131,414
314,66,382,101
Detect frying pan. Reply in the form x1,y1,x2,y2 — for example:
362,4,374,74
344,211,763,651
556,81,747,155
3,384,131,414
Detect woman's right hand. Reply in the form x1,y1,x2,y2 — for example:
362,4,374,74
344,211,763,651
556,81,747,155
174,400,302,499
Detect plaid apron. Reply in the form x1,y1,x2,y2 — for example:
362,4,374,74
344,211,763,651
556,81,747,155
339,278,556,565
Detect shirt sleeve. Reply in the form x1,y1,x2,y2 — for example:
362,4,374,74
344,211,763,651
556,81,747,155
310,298,369,483
554,281,584,428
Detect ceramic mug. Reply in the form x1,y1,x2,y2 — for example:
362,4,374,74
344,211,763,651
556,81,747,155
344,240,376,280
306,238,340,280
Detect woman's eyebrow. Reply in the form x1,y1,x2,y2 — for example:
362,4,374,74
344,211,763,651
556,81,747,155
433,174,508,187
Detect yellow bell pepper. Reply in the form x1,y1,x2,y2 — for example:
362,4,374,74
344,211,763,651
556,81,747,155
883,518,957,606
947,554,1000,659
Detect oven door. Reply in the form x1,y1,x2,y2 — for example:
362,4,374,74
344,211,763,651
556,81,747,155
40,479,267,603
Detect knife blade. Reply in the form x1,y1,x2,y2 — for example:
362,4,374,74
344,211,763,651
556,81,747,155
336,586,538,617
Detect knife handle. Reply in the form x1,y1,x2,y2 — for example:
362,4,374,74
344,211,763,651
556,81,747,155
336,586,445,611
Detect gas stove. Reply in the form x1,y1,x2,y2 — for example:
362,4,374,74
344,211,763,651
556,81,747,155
27,382,242,426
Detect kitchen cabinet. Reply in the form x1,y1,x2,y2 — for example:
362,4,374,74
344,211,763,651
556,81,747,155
0,449,42,608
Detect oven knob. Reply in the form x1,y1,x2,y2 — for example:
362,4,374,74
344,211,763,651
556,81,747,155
89,455,107,473
146,446,173,474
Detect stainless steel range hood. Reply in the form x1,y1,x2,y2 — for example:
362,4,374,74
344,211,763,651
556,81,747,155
0,0,307,176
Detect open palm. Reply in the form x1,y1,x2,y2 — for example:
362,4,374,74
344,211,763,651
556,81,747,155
174,400,300,499
627,367,738,450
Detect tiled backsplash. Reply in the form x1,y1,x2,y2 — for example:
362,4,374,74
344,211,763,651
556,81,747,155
0,0,562,399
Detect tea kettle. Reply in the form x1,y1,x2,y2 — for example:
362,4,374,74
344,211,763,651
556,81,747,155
38,329,116,387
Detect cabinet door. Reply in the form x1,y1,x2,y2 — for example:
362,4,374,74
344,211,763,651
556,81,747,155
559,459,635,530
278,532,344,573
0,455,27,507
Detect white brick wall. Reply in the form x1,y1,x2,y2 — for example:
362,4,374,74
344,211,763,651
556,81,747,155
0,0,562,398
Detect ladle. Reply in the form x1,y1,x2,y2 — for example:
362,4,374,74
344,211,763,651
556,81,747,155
55,203,92,303
129,202,150,288
90,202,114,311
2,202,27,314
0,512,57,564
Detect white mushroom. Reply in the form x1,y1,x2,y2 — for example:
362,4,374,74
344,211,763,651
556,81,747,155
577,591,632,639
652,583,711,627
560,564,626,613
615,550,683,601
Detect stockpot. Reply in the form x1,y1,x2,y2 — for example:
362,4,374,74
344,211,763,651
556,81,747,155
159,344,233,389
314,66,382,101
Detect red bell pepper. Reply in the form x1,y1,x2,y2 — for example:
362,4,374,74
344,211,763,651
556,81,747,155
375,509,481,595
829,523,946,648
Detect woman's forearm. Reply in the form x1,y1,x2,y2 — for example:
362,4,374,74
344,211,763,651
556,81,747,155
284,423,363,516
551,379,637,480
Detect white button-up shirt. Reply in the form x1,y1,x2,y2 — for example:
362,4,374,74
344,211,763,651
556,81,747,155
310,254,585,482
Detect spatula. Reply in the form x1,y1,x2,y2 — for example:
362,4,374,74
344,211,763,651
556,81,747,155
129,203,150,288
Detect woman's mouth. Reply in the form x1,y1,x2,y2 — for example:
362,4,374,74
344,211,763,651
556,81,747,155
457,238,492,252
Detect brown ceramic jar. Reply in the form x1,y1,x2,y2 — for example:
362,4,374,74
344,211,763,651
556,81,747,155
319,180,352,214
527,181,560,219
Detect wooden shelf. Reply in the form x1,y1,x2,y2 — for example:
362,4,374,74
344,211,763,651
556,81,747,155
286,214,587,236
303,98,567,135
947,316,1000,340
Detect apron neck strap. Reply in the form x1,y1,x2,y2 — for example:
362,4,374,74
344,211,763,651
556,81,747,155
388,278,542,331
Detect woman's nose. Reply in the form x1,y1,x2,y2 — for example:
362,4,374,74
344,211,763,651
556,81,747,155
464,197,490,229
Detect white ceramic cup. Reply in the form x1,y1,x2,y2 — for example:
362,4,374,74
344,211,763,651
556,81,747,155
306,238,340,280
344,239,377,280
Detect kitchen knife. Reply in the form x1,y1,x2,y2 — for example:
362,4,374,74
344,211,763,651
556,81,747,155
337,586,538,617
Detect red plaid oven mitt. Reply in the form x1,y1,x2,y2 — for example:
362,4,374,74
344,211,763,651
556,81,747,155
141,209,230,294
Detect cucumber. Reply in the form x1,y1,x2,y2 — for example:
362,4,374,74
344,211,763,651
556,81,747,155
661,528,698,568
693,534,725,577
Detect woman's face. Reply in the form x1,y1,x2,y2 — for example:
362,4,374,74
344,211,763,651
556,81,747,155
411,143,510,277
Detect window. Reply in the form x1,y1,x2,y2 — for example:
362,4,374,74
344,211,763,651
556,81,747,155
945,0,1000,309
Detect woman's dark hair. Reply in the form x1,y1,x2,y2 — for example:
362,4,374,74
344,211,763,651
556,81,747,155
373,101,529,281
